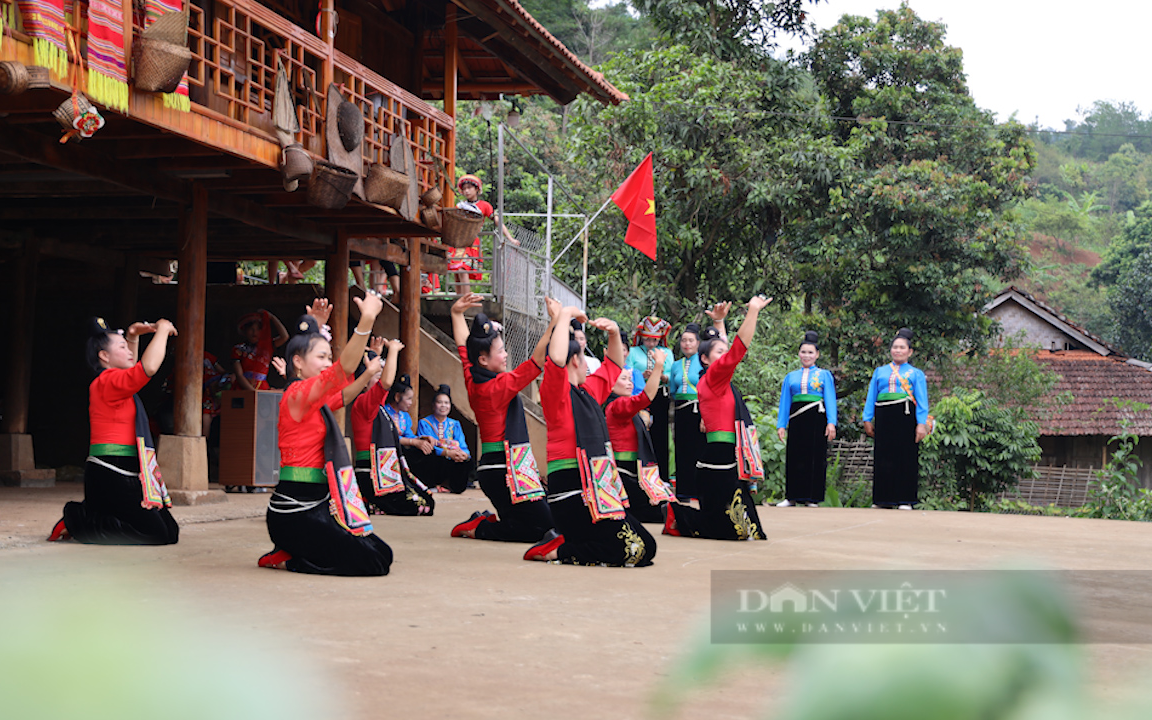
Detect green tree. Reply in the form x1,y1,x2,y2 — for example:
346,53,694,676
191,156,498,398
1091,200,1152,286
784,4,1035,392
634,0,818,65
1108,248,1152,360
519,0,655,65
1060,100,1152,161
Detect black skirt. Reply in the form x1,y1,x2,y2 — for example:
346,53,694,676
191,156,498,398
669,441,766,541
547,467,656,567
266,480,393,576
673,398,704,500
354,460,434,516
784,402,828,504
62,455,179,545
872,399,919,506
650,387,671,482
407,451,475,494
615,457,666,524
472,451,554,543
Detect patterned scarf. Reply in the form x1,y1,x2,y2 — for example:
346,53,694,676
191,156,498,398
16,0,68,77
86,0,128,112
133,395,171,509
469,363,543,503
322,405,373,536
144,0,190,111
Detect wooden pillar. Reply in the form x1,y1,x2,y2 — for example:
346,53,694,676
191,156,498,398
174,184,207,437
443,2,458,205
398,238,421,411
1,236,38,436
326,230,350,352
320,0,336,106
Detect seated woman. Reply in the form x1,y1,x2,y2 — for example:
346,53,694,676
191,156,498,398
384,375,439,485
259,293,394,575
448,293,558,543
50,317,180,545
413,385,475,494
605,355,675,524
665,295,772,541
527,306,656,566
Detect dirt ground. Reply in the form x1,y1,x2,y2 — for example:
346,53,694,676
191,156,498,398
3,483,1152,719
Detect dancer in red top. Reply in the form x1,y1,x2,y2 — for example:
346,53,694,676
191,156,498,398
231,309,288,391
259,292,394,575
665,295,772,541
448,292,559,542
604,352,671,524
526,306,656,566
50,317,180,545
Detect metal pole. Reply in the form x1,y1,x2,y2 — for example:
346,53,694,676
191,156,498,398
545,175,554,306
496,123,505,301
581,223,589,308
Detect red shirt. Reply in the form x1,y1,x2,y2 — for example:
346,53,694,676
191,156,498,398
89,363,151,445
605,392,651,454
699,335,748,434
278,363,349,469
458,345,541,446
350,381,388,453
541,356,620,462
232,314,274,390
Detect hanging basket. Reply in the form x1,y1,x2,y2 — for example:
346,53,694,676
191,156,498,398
54,94,104,140
439,208,484,248
365,163,408,209
419,185,442,207
0,62,30,95
307,160,359,210
133,37,192,94
143,7,191,45
420,206,442,231
25,65,52,89
281,143,313,184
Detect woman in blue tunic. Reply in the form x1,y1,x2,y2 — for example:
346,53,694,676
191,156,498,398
862,327,930,510
775,331,837,507
415,384,474,494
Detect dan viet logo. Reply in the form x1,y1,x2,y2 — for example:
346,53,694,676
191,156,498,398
739,581,948,615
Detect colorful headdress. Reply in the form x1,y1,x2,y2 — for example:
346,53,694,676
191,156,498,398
631,316,671,347
238,312,264,334
458,174,482,192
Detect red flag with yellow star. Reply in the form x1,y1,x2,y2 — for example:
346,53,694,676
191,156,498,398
610,152,657,260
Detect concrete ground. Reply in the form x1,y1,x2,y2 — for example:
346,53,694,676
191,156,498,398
3,483,1152,719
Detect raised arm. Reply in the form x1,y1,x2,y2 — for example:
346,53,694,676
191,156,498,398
340,293,384,375
531,297,562,367
706,301,731,344
380,338,403,390
642,348,665,401
266,311,289,349
450,293,484,348
140,319,178,377
549,306,586,367
735,295,772,349
341,352,382,406
588,317,626,369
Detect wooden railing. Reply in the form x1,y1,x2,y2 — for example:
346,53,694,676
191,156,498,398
0,0,453,199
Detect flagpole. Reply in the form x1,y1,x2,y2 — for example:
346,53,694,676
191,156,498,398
555,194,614,264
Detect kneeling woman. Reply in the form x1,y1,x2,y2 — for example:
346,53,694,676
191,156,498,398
260,293,394,575
50,318,180,545
665,295,772,541
448,293,558,543
776,331,838,507
529,306,656,566
413,385,474,494
862,327,929,510
605,355,675,524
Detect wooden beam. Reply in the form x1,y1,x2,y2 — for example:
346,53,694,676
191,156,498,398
348,237,408,264
0,125,335,246
115,140,223,159
398,237,421,411
174,184,208,437
0,206,180,221
444,2,458,206
0,235,38,435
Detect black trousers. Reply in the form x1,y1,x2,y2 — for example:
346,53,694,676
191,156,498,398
650,387,671,482
669,442,766,541
673,398,703,500
872,400,919,506
407,451,474,493
62,456,179,545
266,480,393,576
354,461,434,516
615,457,666,524
547,467,656,567
470,451,555,543
784,403,828,504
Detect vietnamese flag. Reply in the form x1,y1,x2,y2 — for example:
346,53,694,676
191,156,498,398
610,152,657,260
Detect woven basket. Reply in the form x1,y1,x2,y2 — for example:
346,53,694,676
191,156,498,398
53,94,96,131
365,163,408,209
440,208,484,248
26,65,52,89
420,206,442,231
419,186,442,207
307,161,359,210
0,62,30,95
281,143,313,184
133,38,192,94
143,7,190,45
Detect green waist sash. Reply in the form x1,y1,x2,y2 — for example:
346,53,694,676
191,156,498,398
547,458,578,474
481,441,504,455
355,450,371,461
89,443,135,457
614,451,638,462
876,392,909,402
279,466,326,483
792,393,822,403
673,392,698,401
706,431,737,444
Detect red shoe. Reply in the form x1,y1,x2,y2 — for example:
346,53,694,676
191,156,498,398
258,549,292,569
523,529,564,561
450,511,494,538
662,505,681,537
47,518,70,542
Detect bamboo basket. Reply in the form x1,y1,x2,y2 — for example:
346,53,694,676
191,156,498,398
133,37,192,94
0,62,30,95
419,186,442,207
420,206,442,231
365,164,408,209
307,161,359,210
281,143,313,184
439,208,484,248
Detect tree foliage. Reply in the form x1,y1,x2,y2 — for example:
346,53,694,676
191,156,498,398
633,0,818,65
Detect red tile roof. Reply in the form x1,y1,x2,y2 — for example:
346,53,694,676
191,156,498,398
1032,351,1152,436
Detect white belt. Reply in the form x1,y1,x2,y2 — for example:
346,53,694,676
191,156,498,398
268,493,328,514
477,463,507,472
617,465,637,478
875,397,912,415
548,489,582,503
697,460,737,470
86,455,136,477
789,400,824,420
675,399,699,412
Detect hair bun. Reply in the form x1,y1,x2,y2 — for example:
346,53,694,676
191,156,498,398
87,316,114,337
397,373,412,388
700,326,721,341
803,330,819,344
469,312,498,341
436,383,452,398
896,327,914,342
569,318,584,332
684,322,702,337
294,315,320,336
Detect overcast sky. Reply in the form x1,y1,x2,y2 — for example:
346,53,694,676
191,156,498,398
770,0,1152,128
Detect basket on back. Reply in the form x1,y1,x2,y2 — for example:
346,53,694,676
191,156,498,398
133,5,192,94
439,208,484,248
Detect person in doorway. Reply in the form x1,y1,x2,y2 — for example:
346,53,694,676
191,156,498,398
231,309,288,391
